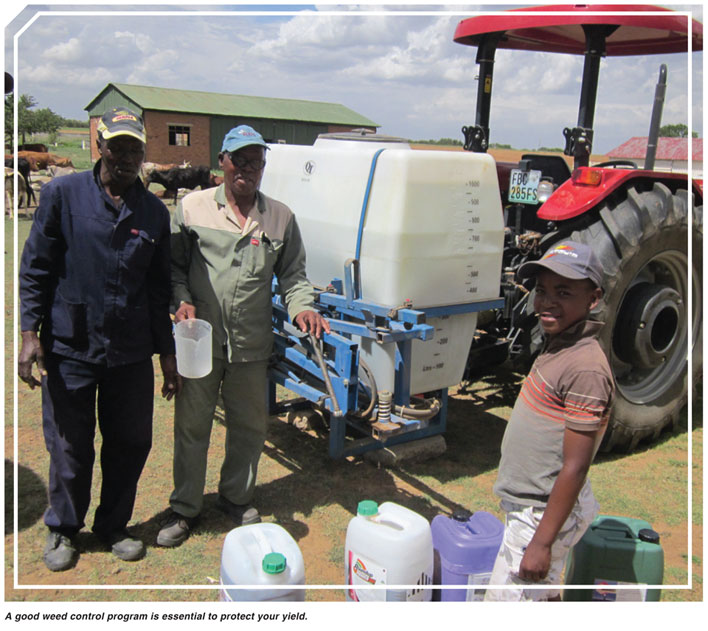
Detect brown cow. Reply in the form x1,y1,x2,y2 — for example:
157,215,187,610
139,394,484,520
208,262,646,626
18,143,48,153
17,151,74,171
17,151,50,171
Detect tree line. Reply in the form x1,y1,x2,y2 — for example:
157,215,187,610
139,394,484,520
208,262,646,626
411,124,698,150
4,93,88,150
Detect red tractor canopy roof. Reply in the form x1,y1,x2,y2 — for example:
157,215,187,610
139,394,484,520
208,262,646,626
454,4,703,55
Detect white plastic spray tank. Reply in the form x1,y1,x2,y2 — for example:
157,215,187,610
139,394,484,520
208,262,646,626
260,134,504,394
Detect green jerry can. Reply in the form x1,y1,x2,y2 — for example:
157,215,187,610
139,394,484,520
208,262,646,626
563,515,664,601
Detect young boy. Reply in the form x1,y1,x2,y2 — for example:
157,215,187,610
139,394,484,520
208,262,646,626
485,240,615,602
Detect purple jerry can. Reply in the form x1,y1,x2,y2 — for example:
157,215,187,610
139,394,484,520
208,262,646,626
431,509,504,601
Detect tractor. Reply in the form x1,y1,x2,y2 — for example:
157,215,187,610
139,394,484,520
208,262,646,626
263,4,702,459
454,4,703,451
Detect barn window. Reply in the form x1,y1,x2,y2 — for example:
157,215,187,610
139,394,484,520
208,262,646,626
168,125,191,147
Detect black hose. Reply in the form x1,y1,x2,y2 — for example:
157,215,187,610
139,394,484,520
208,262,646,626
394,396,441,421
356,357,378,420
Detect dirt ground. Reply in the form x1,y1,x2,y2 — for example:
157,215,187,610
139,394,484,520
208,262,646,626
5,358,701,603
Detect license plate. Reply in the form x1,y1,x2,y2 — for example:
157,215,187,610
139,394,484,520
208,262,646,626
508,169,542,205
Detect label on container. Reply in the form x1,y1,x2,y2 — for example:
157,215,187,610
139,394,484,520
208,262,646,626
465,571,493,602
347,550,387,602
591,579,648,601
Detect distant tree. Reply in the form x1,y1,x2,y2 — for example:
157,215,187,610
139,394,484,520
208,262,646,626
437,138,463,146
4,94,13,148
17,94,39,144
4,93,64,147
659,123,699,138
411,138,463,146
61,117,89,128
489,143,512,149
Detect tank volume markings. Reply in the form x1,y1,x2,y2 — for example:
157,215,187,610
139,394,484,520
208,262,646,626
465,267,480,294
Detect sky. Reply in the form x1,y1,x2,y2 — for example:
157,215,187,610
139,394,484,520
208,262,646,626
2,2,704,154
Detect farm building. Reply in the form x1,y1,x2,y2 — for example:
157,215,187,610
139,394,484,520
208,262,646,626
603,136,703,178
85,82,379,168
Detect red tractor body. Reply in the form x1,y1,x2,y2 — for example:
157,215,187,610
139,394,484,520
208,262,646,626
455,4,702,451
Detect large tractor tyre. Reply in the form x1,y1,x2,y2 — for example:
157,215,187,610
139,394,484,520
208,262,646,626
568,182,701,452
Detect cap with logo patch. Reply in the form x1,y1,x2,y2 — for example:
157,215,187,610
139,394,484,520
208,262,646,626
97,107,146,143
517,240,604,290
221,125,269,152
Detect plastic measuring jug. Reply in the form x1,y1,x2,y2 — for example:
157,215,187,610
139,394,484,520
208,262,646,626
174,318,212,378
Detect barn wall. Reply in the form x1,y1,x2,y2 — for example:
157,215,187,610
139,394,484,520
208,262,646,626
143,111,212,167
89,117,100,161
89,110,212,166
86,90,143,119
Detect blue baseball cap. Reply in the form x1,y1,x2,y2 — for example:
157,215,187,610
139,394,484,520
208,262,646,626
221,125,269,152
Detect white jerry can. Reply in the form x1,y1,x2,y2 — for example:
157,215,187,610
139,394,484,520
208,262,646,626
219,523,305,602
345,500,433,602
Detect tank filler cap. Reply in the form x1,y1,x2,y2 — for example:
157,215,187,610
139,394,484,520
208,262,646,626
357,500,379,516
638,528,661,544
262,552,287,574
452,509,473,522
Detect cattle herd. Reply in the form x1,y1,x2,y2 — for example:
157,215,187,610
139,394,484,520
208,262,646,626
5,146,219,219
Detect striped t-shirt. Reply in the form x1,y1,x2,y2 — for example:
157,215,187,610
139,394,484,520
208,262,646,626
493,320,614,507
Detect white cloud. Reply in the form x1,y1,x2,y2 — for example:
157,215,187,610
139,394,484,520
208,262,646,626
6,5,702,152
42,36,83,63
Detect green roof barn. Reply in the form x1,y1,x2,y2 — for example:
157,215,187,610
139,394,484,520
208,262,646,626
85,83,378,168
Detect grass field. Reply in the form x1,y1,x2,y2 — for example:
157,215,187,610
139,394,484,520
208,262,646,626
3,134,702,605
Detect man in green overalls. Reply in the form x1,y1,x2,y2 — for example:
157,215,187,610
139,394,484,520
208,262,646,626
157,125,329,547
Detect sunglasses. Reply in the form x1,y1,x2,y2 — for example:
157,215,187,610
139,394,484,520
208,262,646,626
226,152,267,171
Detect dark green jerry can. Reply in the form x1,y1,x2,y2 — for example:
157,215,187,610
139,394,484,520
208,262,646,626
564,515,664,601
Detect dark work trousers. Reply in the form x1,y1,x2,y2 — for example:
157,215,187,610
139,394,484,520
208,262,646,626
40,353,154,538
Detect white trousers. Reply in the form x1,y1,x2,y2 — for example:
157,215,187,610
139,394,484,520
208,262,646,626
484,480,599,601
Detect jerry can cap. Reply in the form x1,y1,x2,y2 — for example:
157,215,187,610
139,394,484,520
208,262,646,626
638,528,660,544
357,500,378,516
262,552,287,574
452,509,473,522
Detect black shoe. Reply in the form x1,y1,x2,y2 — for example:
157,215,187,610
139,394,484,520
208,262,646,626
217,496,261,526
43,531,78,572
99,529,145,561
156,511,199,547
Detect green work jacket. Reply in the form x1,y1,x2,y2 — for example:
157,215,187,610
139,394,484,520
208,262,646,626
171,185,315,362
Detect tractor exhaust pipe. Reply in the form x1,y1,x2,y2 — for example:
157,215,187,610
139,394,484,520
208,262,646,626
645,64,667,171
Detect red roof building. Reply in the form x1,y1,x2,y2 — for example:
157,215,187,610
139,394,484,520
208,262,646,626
604,136,703,177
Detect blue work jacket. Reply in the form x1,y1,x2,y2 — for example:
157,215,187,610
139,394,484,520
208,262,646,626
19,161,175,366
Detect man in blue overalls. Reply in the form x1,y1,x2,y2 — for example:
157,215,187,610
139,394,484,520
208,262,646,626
18,107,179,571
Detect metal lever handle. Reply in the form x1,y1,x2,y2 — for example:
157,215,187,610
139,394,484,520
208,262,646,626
309,334,343,417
